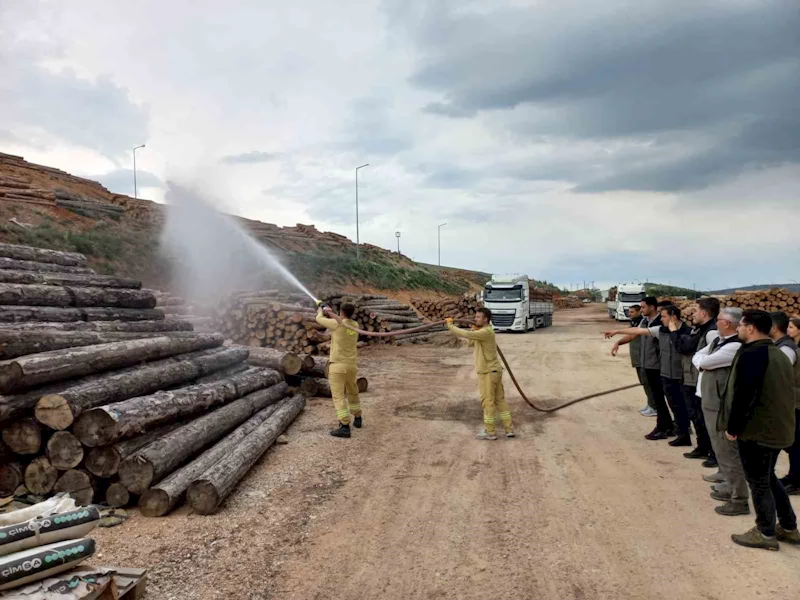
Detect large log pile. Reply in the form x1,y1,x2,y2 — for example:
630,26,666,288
669,288,800,322
554,296,584,309
0,243,305,516
411,295,481,321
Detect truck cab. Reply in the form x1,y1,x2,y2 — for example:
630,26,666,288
606,283,646,321
483,275,554,332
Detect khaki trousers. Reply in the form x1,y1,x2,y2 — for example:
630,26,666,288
478,372,513,435
329,363,360,425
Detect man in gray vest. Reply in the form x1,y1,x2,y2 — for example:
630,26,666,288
605,296,675,439
721,310,799,550
693,307,748,516
770,312,800,494
612,304,657,417
675,298,720,465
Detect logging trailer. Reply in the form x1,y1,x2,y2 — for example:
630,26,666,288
483,275,554,332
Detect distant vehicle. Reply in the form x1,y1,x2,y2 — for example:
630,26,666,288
483,275,554,332
607,283,646,321
582,298,591,304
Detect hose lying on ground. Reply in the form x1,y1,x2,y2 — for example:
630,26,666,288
322,313,641,413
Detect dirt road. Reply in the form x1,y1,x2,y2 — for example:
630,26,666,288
95,305,799,599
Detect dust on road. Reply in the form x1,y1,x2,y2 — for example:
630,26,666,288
94,305,799,599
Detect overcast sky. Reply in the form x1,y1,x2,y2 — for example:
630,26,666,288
1,0,797,290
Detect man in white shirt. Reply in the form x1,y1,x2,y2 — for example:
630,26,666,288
693,307,748,516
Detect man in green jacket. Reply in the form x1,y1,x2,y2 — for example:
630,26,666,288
720,309,800,550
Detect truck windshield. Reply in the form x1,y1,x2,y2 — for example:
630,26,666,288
619,292,646,302
485,286,522,302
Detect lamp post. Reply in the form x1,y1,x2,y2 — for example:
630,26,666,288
132,144,146,199
395,231,401,255
355,164,369,260
438,222,447,274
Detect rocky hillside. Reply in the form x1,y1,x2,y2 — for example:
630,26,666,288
0,152,489,296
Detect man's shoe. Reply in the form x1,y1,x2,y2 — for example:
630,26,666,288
702,457,719,469
715,501,750,516
732,527,779,551
683,447,709,459
476,429,497,441
668,435,693,447
712,483,731,494
665,427,678,438
711,490,732,502
703,472,726,483
645,427,669,441
640,407,658,417
505,431,515,438
780,479,800,495
353,416,363,429
329,423,351,438
639,405,650,414
776,525,800,545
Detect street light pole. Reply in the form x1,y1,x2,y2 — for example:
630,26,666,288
355,164,369,261
438,222,447,274
395,231,401,255
132,144,145,199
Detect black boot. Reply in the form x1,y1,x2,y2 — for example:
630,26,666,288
353,416,363,429
668,434,692,447
330,423,351,438
702,456,719,468
683,447,709,459
645,427,669,440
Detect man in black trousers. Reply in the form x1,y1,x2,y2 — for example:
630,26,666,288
721,309,800,551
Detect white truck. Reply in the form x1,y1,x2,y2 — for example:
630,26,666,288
483,275,554,332
606,283,646,321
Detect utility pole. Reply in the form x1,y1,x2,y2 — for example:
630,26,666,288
395,231,401,255
355,164,369,261
438,223,447,275
132,144,145,199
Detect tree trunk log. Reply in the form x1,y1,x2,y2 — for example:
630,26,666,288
120,381,289,494
85,422,182,478
0,319,192,332
3,347,240,428
46,431,84,470
0,270,141,289
0,333,223,393
298,378,319,397
0,329,222,360
301,356,329,378
2,417,41,454
0,306,165,323
0,461,23,496
0,257,94,274
0,243,86,266
186,394,305,515
73,368,282,447
244,346,302,375
24,457,59,495
53,469,94,505
139,402,283,517
0,284,156,308
105,482,130,508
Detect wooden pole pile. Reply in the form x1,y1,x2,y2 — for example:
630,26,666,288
666,288,800,321
411,295,481,321
0,243,305,516
554,296,584,309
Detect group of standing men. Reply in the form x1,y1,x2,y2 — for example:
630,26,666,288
606,298,800,551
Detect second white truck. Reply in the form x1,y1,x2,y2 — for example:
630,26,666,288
606,283,646,321
483,275,554,332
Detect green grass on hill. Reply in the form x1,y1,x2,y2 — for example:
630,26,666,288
645,282,705,300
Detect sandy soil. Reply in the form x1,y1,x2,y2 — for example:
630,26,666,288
93,304,799,599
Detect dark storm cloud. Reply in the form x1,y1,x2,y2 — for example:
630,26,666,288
220,151,282,165
406,0,800,192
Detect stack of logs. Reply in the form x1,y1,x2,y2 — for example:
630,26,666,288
554,296,584,309
411,296,481,322
210,291,447,354
668,288,800,322
0,243,305,517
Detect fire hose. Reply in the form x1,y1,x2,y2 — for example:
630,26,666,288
316,306,640,413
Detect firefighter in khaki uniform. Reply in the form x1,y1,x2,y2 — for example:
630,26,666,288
447,307,515,440
316,302,361,439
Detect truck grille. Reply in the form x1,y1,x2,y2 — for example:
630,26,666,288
491,314,515,327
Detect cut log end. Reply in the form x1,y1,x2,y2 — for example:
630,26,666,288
0,362,24,394
118,458,155,495
357,377,368,393
106,482,131,508
46,431,85,470
85,446,122,478
0,462,23,496
35,394,75,430
24,457,59,495
54,470,94,506
2,417,42,454
73,409,118,447
139,488,171,517
186,480,220,515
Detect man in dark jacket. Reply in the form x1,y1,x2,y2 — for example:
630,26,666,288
721,310,800,550
674,298,720,464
